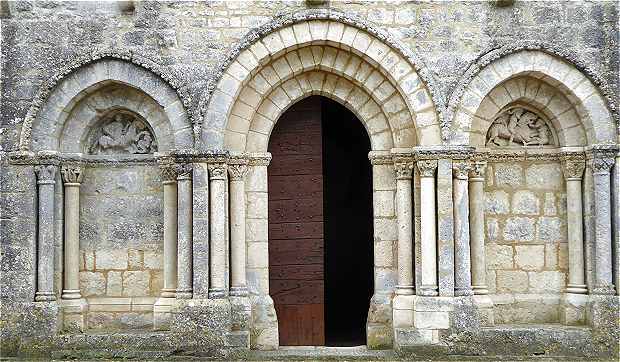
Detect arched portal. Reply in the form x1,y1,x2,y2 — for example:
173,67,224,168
267,96,372,346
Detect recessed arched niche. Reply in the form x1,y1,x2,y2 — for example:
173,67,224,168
66,84,167,331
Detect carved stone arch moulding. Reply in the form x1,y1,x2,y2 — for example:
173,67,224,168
200,8,446,147
18,49,194,152
485,104,558,148
447,42,619,145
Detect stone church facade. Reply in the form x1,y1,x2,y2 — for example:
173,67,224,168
1,0,618,359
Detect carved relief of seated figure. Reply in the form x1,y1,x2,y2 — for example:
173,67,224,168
88,112,158,155
486,107,554,147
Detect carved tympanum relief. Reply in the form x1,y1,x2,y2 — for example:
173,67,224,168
87,112,157,155
486,107,555,147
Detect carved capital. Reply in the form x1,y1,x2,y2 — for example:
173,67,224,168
208,163,227,180
35,165,57,184
160,164,178,182
228,164,248,181
416,160,437,178
562,160,585,180
452,161,470,180
469,161,487,180
590,157,614,175
175,163,193,181
394,161,413,180
60,164,83,184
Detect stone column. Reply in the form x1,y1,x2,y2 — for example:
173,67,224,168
160,164,178,298
417,159,438,296
453,161,473,296
176,163,193,299
209,162,228,298
590,155,615,295
60,164,87,331
395,160,414,296
60,165,83,301
563,160,587,294
35,164,57,302
229,161,249,296
469,162,489,295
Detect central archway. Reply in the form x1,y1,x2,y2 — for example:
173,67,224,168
268,96,373,346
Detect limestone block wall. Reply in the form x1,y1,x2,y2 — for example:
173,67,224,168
78,165,164,330
484,160,568,323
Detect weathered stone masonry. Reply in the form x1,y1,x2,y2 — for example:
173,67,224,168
1,1,619,359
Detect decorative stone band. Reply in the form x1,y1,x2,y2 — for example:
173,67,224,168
416,159,438,177
368,151,393,165
175,163,193,181
247,152,272,166
452,161,471,180
562,160,586,180
34,165,57,185
60,164,84,184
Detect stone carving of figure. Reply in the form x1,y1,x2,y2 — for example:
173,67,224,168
88,113,157,155
486,107,554,147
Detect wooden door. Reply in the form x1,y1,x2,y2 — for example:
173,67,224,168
268,97,325,346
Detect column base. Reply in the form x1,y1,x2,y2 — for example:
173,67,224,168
35,291,57,302
154,297,177,330
395,285,415,295
473,294,495,326
561,293,588,325
417,285,438,296
566,284,588,294
160,288,177,298
455,287,474,297
61,298,88,332
472,285,489,295
250,295,279,350
61,289,82,300
230,286,249,297
176,289,193,299
209,288,228,299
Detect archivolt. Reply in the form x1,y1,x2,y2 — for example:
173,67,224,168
19,50,194,152
201,11,443,149
449,44,617,146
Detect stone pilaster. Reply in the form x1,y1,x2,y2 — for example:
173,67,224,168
453,161,473,297
35,164,57,302
417,159,438,296
229,161,249,297
209,162,228,298
589,153,615,295
60,164,87,331
246,153,279,350
176,163,193,299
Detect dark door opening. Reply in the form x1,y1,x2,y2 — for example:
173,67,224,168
268,96,373,347
322,97,373,346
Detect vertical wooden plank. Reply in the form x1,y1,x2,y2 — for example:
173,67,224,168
268,96,325,346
